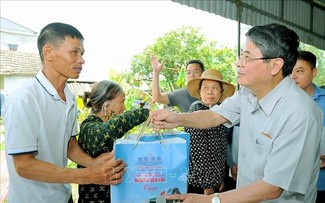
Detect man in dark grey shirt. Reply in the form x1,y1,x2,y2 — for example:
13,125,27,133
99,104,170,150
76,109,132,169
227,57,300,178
150,55,204,112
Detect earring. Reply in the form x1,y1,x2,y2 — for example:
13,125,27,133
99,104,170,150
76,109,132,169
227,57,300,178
109,109,115,118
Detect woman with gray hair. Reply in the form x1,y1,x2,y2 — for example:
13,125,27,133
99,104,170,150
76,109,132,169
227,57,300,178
77,80,149,203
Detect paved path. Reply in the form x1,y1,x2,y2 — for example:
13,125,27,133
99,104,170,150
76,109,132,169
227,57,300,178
0,151,8,202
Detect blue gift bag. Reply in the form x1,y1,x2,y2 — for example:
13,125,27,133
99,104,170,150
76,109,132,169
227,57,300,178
111,132,189,203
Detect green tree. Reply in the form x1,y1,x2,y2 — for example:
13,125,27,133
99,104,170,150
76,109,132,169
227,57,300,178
122,26,237,98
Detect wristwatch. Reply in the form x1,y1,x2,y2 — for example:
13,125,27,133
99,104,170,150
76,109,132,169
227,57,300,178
211,193,221,203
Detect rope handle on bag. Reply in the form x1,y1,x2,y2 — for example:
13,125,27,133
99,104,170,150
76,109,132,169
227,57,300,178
134,102,175,148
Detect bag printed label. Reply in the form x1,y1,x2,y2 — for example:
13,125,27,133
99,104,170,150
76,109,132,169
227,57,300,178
111,132,189,203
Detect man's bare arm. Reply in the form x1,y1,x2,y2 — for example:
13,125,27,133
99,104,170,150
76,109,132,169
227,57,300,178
168,180,283,203
150,55,170,104
151,109,228,129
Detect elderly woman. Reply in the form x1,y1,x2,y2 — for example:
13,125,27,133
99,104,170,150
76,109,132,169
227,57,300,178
185,69,235,195
77,80,149,203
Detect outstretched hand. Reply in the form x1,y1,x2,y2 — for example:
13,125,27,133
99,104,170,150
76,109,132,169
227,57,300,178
150,55,164,73
150,109,179,130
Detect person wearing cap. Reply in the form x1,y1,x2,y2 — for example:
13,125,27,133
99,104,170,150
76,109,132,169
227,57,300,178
185,69,235,195
150,55,204,112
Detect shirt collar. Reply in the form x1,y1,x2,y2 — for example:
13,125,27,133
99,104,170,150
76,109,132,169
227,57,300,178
34,70,71,102
312,83,325,100
250,77,293,116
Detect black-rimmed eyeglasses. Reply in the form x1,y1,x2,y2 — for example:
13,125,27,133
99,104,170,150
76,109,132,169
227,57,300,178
237,55,280,66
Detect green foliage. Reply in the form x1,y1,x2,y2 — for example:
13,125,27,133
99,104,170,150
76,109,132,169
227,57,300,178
0,118,5,150
177,67,186,87
76,96,90,124
299,43,325,87
126,26,237,95
0,141,4,150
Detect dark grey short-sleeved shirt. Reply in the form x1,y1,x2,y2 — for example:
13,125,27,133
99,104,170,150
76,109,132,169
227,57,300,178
167,88,197,112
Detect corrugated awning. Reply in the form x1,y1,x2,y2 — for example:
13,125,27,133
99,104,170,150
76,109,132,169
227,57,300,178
172,0,325,51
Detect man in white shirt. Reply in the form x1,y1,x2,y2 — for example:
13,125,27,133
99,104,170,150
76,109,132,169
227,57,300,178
2,22,126,202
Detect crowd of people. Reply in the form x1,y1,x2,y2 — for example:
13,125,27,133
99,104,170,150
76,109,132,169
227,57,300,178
1,21,324,203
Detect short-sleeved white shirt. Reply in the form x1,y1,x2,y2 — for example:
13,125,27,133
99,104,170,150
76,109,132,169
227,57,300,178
3,71,78,203
212,77,322,203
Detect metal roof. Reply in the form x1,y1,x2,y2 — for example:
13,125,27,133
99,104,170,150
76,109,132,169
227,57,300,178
172,0,325,51
0,17,37,35
66,81,94,96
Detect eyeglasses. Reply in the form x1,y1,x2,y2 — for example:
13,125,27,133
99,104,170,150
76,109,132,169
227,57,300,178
186,70,201,75
237,54,279,66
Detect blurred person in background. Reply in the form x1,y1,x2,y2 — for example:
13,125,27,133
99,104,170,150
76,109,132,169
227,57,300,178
291,50,325,203
151,55,204,112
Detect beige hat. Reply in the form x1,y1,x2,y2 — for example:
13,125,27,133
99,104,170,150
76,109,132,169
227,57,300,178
187,69,235,102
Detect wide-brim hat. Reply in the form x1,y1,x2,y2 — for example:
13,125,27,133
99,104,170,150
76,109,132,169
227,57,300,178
187,69,235,102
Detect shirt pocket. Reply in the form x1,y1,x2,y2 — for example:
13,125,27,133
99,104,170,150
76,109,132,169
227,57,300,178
252,131,273,176
255,131,273,146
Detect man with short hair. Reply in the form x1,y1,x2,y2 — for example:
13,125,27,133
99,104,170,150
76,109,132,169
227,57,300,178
2,22,126,202
151,23,322,203
292,50,325,203
151,56,205,112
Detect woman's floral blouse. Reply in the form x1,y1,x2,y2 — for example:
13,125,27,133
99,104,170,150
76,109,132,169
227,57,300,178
77,108,149,203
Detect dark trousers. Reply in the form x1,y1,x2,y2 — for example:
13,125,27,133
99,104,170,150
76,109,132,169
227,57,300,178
68,195,74,203
187,184,221,194
316,190,325,203
222,175,236,192
187,184,204,194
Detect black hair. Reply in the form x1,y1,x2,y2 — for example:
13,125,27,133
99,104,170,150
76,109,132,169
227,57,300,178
297,51,316,69
198,80,223,93
186,60,205,72
37,22,84,62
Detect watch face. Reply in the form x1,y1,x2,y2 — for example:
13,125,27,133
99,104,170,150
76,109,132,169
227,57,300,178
212,196,220,203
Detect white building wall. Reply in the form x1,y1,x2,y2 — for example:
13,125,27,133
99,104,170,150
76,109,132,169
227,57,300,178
0,31,37,53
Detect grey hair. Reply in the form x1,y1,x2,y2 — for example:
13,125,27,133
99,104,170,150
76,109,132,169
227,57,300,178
83,80,124,114
246,23,299,77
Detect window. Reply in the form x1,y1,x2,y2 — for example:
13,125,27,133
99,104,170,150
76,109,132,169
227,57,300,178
8,44,18,51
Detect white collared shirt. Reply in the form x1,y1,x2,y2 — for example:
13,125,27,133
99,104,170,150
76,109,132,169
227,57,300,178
3,70,78,202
